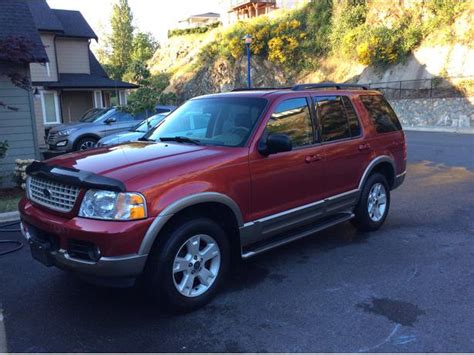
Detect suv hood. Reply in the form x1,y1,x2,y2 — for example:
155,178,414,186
49,122,93,133
45,141,222,187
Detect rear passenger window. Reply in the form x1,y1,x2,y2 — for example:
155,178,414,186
315,96,350,142
360,95,402,133
267,98,313,147
341,96,361,137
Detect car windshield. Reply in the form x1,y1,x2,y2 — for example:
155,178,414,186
80,108,113,123
146,97,268,147
134,114,167,133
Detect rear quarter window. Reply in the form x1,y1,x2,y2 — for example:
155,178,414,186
360,95,402,133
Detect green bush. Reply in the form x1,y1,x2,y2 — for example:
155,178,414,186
168,22,221,38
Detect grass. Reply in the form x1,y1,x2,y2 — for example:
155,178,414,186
0,187,24,213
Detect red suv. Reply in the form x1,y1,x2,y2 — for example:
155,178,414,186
19,84,406,311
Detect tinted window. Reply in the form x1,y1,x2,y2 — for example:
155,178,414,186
341,96,361,137
147,97,267,147
113,112,134,122
267,98,313,147
360,95,402,133
315,96,350,142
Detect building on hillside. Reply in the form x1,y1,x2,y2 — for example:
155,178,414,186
25,0,138,148
0,0,48,186
226,0,310,24
177,12,221,29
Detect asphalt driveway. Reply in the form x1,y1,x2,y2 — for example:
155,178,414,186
0,131,473,352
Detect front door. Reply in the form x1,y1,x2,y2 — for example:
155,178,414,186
248,97,326,240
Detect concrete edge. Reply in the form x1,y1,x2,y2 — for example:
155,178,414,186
0,308,7,353
0,211,20,223
403,126,474,134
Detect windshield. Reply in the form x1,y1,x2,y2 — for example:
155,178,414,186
134,114,167,133
146,97,268,147
80,108,113,123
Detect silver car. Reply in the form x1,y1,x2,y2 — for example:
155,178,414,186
46,107,147,152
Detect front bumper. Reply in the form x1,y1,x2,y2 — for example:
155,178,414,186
19,198,153,278
46,135,73,152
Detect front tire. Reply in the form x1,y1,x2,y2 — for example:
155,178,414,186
352,173,390,232
143,217,230,312
75,137,98,151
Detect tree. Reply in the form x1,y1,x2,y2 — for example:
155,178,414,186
131,32,158,63
109,0,134,80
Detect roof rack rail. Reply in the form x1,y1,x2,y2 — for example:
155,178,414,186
231,87,291,92
291,83,369,91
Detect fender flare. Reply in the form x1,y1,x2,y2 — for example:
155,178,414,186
138,192,243,255
358,155,396,190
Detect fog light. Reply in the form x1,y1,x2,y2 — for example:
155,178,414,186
88,246,101,262
56,140,67,147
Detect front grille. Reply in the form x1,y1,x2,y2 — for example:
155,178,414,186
29,177,80,212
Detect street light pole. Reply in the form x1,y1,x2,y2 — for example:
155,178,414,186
243,34,252,88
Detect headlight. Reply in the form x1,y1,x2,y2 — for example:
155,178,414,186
57,128,77,136
79,189,147,220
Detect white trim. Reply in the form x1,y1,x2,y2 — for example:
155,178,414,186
118,90,127,106
46,62,51,77
40,90,61,124
93,90,103,108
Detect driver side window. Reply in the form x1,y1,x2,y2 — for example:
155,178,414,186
267,98,313,147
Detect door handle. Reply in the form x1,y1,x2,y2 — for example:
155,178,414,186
358,143,371,151
305,154,321,163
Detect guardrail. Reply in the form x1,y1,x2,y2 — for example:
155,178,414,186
362,76,474,100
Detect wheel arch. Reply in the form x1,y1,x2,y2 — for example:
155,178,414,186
359,156,396,190
73,134,101,150
139,192,243,256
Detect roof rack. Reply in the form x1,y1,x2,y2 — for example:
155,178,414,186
291,83,369,91
231,87,291,92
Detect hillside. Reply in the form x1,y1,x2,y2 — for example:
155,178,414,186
149,0,474,101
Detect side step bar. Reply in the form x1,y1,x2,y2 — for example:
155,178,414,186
241,213,354,259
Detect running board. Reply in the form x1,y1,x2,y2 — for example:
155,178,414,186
241,213,354,259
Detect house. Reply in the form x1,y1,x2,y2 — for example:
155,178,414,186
0,0,48,186
227,0,309,24
177,12,221,30
26,0,138,147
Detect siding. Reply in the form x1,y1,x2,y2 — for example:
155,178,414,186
56,38,90,74
33,97,47,147
30,33,58,82
0,62,38,187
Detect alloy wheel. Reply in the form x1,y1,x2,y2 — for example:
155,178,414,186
367,182,387,222
172,234,221,298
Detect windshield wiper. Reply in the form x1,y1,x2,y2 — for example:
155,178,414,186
159,136,201,145
138,136,153,141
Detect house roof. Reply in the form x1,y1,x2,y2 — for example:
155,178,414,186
53,10,98,40
26,0,97,39
89,51,108,77
0,0,48,63
26,0,64,32
180,12,221,22
35,74,139,89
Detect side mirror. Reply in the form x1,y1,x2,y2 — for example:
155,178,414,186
105,117,116,125
258,133,292,156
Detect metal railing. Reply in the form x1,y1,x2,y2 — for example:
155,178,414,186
362,76,474,100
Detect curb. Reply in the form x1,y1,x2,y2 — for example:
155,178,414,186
0,211,20,223
403,126,474,134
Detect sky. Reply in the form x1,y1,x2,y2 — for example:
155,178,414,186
46,0,224,45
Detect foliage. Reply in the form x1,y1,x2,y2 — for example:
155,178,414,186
0,141,8,160
126,73,171,114
168,22,221,38
131,32,159,62
13,159,35,189
108,0,134,80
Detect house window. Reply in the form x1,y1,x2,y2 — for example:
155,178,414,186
93,90,103,108
41,91,61,124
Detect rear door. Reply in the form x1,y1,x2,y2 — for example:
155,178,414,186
249,96,326,222
314,95,371,197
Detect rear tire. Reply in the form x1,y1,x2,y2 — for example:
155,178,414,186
143,217,230,312
352,173,390,232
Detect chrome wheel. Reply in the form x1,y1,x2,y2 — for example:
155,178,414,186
79,140,96,151
172,234,221,298
367,182,387,222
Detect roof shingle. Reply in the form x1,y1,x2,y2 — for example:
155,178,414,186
53,9,97,39
0,0,48,63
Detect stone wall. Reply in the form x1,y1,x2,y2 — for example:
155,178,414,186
389,97,474,131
